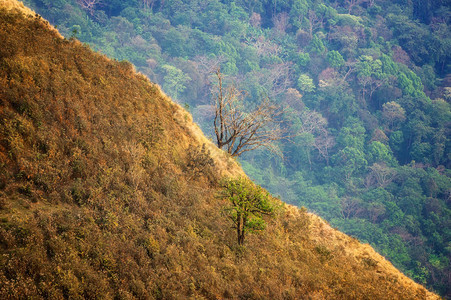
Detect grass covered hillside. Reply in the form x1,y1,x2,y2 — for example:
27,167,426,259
18,0,451,295
0,1,440,298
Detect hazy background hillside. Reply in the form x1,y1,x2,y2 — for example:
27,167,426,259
19,0,451,297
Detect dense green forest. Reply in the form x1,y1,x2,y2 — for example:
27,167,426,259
21,0,450,296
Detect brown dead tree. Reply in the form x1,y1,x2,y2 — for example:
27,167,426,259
213,70,285,157
141,0,156,10
344,0,368,14
76,0,101,16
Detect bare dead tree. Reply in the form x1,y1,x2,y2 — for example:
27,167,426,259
343,62,355,82
299,110,327,135
193,55,227,101
344,0,368,14
366,163,397,188
76,0,101,16
272,12,290,36
268,62,292,98
213,70,285,157
284,88,304,111
245,36,281,57
307,9,325,38
314,133,335,166
298,109,335,166
340,197,364,219
247,62,291,98
358,75,385,105
249,12,262,28
194,55,227,78
141,0,156,10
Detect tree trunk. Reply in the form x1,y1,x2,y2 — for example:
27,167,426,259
237,214,245,245
236,213,243,245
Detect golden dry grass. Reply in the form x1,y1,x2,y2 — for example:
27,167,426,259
305,210,440,300
0,0,63,38
0,0,34,15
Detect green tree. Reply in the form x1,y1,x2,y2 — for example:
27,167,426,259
161,64,190,100
222,177,275,245
309,34,325,54
332,146,368,180
367,141,396,166
336,119,366,151
297,73,315,92
290,0,309,29
326,50,345,69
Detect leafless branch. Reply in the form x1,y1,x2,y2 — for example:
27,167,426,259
365,163,397,188
245,36,281,57
141,0,156,10
272,12,290,36
251,62,292,98
76,0,101,16
213,69,286,157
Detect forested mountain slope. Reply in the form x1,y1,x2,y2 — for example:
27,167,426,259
0,1,443,298
19,0,451,296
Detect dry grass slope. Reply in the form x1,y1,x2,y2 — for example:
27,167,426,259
1,0,34,15
0,1,440,299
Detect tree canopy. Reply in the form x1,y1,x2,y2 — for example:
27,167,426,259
221,177,275,245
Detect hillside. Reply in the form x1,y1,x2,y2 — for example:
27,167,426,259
0,1,441,299
17,0,451,295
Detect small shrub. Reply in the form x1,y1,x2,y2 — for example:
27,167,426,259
18,183,32,197
186,143,215,182
137,235,160,258
70,179,89,206
362,256,378,268
315,245,333,262
70,157,86,179
0,197,7,209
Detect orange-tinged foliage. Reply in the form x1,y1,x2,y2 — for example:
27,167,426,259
0,2,440,299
